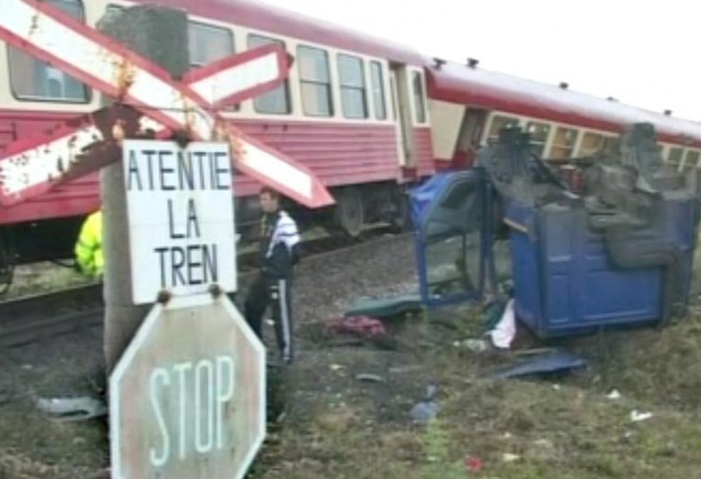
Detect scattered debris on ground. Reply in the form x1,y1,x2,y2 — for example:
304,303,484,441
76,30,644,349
3,236,701,479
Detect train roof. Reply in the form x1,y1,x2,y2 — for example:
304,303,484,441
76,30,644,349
131,0,423,65
425,59,701,147
129,0,701,147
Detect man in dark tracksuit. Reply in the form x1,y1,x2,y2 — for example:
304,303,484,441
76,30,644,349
245,187,301,365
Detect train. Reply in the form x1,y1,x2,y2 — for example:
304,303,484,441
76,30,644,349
2,0,701,284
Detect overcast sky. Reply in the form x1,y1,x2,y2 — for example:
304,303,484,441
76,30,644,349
259,0,700,121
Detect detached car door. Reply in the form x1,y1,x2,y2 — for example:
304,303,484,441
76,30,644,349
409,168,495,307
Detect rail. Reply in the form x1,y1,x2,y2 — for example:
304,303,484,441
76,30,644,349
0,231,409,348
0,284,103,348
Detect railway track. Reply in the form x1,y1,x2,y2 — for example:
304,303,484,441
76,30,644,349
0,284,103,349
0,230,409,349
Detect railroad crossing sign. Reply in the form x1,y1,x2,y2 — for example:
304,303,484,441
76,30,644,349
0,44,293,205
0,0,334,209
110,294,266,479
124,140,237,304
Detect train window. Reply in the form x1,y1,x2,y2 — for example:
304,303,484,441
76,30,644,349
486,114,519,142
412,71,427,123
456,109,488,153
684,149,701,168
601,136,616,153
667,147,684,165
579,132,609,156
188,22,234,67
298,46,333,117
526,121,551,156
189,22,236,111
370,61,387,120
8,0,89,103
105,4,124,14
337,54,368,119
248,34,291,114
549,127,579,158
103,5,125,27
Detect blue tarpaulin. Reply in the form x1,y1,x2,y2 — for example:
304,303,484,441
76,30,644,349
409,172,458,231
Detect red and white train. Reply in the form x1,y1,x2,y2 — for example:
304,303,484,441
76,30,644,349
2,0,701,272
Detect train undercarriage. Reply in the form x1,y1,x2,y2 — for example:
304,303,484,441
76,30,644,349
0,180,413,294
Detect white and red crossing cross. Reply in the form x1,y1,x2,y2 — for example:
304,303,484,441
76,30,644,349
0,0,334,208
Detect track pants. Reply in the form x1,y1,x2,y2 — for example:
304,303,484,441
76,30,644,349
244,272,294,364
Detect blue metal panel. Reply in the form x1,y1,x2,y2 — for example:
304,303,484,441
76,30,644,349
509,194,699,338
409,169,493,308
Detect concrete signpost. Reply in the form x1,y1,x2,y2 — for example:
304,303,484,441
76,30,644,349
111,136,265,475
0,2,338,478
110,136,265,479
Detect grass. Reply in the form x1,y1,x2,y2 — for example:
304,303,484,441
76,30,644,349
4,296,701,479
249,304,701,479
567,315,701,413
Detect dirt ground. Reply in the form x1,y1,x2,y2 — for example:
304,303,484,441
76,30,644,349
3,234,701,479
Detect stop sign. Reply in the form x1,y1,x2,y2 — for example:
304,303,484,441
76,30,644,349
109,294,266,479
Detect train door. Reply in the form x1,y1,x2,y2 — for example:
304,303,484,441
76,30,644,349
390,67,416,168
454,109,489,166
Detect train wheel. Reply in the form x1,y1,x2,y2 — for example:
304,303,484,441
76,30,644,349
389,188,411,232
334,187,365,238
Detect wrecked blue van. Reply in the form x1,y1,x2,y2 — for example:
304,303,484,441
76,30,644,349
410,124,700,338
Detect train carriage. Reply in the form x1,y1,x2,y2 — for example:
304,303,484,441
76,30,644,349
425,58,701,171
1,0,701,282
0,0,434,268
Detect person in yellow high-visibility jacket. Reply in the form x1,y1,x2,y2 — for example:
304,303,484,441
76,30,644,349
74,210,104,279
